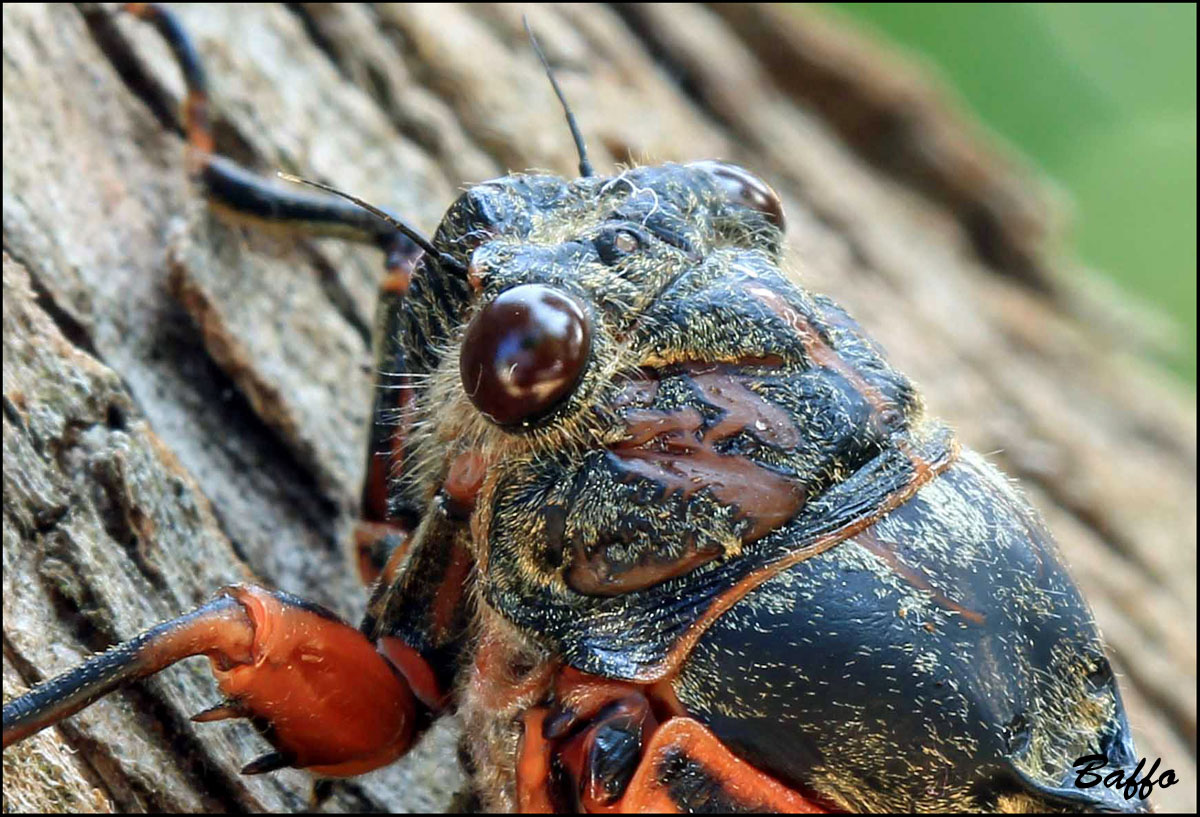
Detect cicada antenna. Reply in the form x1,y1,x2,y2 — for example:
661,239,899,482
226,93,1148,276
276,172,467,275
524,17,595,178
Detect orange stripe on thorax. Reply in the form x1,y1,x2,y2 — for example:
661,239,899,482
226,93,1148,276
854,527,985,626
649,439,958,680
748,286,940,486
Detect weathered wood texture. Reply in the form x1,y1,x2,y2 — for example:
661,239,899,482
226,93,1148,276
3,3,1194,813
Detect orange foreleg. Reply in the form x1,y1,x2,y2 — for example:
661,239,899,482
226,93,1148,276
3,585,423,778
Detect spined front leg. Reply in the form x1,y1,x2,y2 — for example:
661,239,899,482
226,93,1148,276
3,585,422,778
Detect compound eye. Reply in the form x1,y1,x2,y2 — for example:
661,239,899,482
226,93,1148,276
689,160,786,232
460,284,592,427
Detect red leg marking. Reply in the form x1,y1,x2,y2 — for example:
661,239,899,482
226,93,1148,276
2,585,423,777
517,708,559,814
559,695,658,813
513,668,833,813
618,717,827,813
377,636,447,711
209,586,418,777
552,666,647,731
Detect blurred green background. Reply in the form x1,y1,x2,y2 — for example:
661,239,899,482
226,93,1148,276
826,3,1197,386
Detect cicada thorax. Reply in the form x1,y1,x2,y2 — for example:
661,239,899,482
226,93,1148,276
362,161,1138,812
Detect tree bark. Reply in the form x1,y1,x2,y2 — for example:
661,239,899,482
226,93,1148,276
3,4,1194,813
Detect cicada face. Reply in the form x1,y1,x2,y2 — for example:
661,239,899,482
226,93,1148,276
375,160,1140,812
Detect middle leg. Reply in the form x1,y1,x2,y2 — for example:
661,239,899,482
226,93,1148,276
514,667,832,813
125,2,431,587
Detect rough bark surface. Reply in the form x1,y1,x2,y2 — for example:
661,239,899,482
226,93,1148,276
3,3,1194,813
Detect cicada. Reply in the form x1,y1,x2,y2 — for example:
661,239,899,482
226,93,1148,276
3,4,1145,813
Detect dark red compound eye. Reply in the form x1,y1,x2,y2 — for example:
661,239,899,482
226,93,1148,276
460,284,592,427
689,160,786,232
